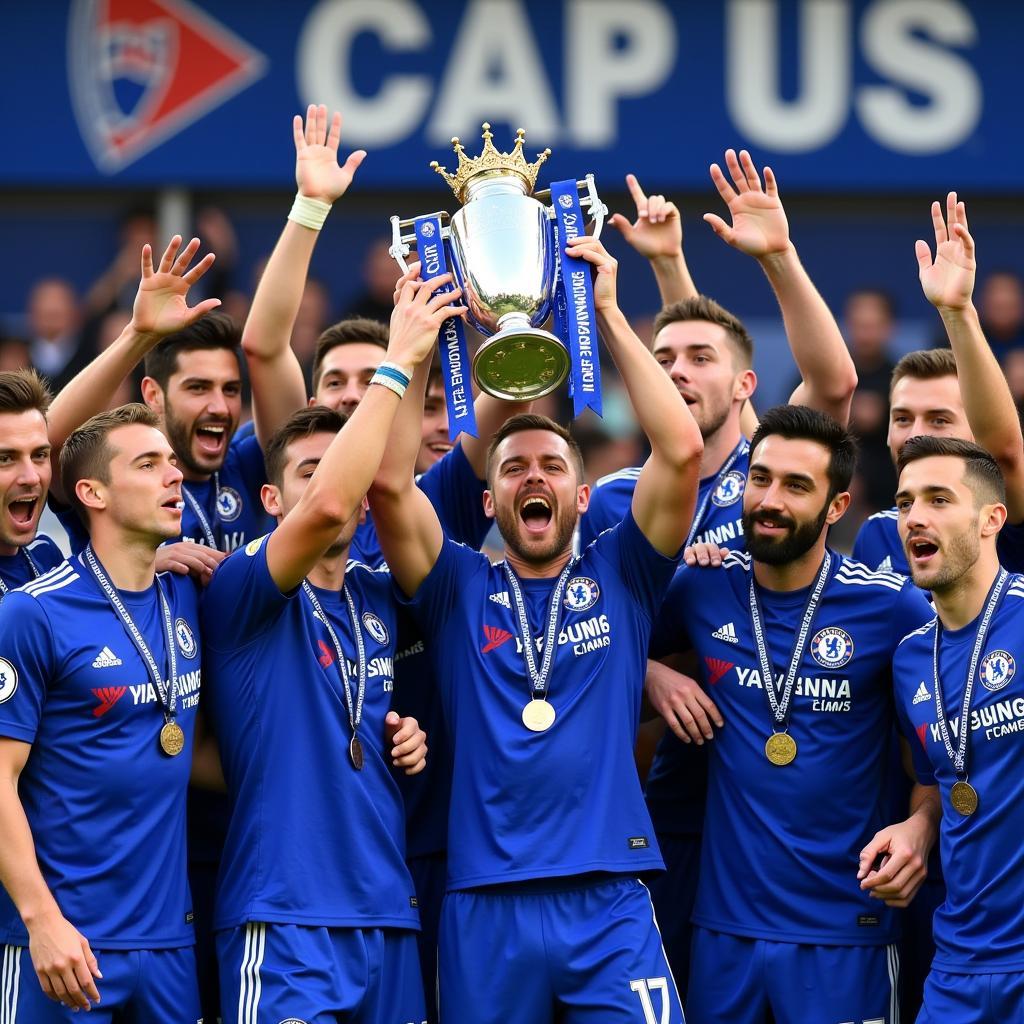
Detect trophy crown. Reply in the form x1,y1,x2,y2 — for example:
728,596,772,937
431,123,551,203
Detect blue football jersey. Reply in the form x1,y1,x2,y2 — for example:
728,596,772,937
0,556,201,948
651,551,934,945
852,507,907,575
578,442,750,551
200,537,419,931
353,442,489,569
0,535,64,598
402,511,679,889
895,575,1024,974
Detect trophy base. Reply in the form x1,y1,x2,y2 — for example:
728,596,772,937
473,326,570,401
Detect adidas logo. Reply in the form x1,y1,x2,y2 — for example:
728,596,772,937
912,681,931,705
712,622,739,644
91,646,122,669
877,556,893,572
488,592,511,609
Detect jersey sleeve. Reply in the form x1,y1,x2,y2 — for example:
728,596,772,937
416,444,490,550
591,509,682,621
398,536,488,638
577,479,627,551
852,518,884,567
0,593,57,744
649,566,694,658
200,535,293,649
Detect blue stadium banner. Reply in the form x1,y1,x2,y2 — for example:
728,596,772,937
5,0,1021,189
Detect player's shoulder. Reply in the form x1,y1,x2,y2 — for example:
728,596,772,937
26,534,65,569
1003,573,1024,604
17,559,83,604
345,556,394,593
832,554,908,595
897,617,938,648
867,506,899,523
593,465,642,491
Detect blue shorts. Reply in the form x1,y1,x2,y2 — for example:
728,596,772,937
646,833,701,1001
216,923,425,1024
1,944,200,1022
917,968,1024,1023
408,851,446,1024
686,927,899,1024
440,875,685,1024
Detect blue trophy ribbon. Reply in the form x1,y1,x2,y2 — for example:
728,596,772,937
550,179,602,418
413,215,477,442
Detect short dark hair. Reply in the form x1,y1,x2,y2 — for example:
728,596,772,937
0,368,51,416
143,311,241,391
264,405,348,487
897,435,1006,506
311,318,389,393
652,295,754,369
750,405,858,498
59,404,161,525
485,413,584,485
889,348,957,399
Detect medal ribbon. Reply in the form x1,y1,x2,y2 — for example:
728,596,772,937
748,552,832,731
181,471,220,549
0,546,41,597
302,581,367,737
84,545,178,721
550,179,602,418
932,568,1009,779
686,439,748,548
503,559,576,700
413,215,477,443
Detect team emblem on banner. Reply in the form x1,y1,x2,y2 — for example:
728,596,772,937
711,470,745,507
217,485,242,522
362,612,389,646
980,649,1015,692
810,626,854,669
175,618,197,659
563,577,600,612
68,0,266,172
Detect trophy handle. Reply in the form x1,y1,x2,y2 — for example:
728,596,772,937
388,212,452,274
536,175,608,238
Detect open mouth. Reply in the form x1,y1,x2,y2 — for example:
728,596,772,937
751,515,791,534
161,494,184,514
8,496,38,528
520,495,553,534
195,423,228,457
907,536,939,564
427,442,453,457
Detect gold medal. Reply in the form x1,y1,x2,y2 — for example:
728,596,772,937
159,721,185,757
349,734,365,771
950,780,978,816
522,699,556,732
765,732,797,766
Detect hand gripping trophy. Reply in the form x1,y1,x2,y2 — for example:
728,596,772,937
389,124,607,416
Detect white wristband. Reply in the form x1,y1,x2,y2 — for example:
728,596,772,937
288,194,332,231
370,371,408,399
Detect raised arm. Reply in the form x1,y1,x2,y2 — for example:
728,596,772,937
705,149,857,425
609,174,697,306
917,193,1024,522
265,274,460,594
242,105,366,448
566,236,703,555
47,235,220,503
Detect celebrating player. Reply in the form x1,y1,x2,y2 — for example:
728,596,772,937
651,405,936,1024
884,435,1024,1021
855,194,1024,574
369,235,702,1023
199,271,455,1024
0,404,203,1017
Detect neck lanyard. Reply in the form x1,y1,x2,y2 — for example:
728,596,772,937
0,546,40,597
181,472,220,548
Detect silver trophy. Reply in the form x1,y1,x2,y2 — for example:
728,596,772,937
389,123,607,401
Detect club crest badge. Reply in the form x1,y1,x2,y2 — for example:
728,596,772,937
980,649,1015,692
68,0,266,173
0,658,18,704
563,577,600,612
217,486,242,522
362,612,389,646
711,471,745,507
175,618,197,659
810,626,854,669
